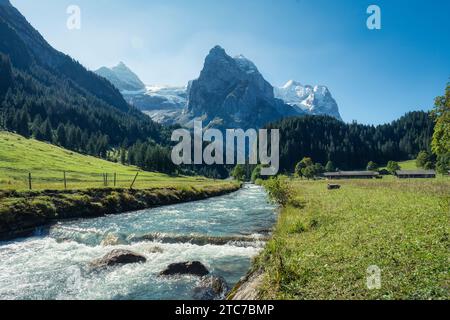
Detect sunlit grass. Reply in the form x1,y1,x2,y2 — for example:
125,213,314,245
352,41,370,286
256,178,450,300
0,131,233,191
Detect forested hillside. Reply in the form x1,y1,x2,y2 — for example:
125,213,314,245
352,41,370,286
0,3,170,159
267,111,434,172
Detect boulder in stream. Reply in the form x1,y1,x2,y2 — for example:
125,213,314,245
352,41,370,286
193,275,230,300
160,261,209,277
90,249,147,269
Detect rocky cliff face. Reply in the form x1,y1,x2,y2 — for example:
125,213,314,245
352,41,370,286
180,46,300,129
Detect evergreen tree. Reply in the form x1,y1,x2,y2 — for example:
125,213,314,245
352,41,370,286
56,124,67,147
0,54,12,97
40,119,53,142
325,161,335,172
17,110,30,138
416,151,432,168
120,148,126,164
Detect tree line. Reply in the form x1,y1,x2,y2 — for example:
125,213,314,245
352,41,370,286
265,111,435,173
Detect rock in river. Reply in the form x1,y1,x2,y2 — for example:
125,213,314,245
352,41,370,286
160,261,209,277
193,275,230,300
90,249,146,269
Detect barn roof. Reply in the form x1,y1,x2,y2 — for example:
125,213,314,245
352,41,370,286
324,171,380,176
396,170,436,175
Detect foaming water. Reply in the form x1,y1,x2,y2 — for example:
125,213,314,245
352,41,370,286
0,185,276,300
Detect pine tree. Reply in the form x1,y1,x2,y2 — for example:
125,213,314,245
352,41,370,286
16,110,30,138
0,54,13,97
416,151,432,168
325,161,335,172
40,119,53,142
56,124,67,147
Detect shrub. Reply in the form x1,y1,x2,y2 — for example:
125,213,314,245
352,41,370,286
387,161,401,174
264,177,292,206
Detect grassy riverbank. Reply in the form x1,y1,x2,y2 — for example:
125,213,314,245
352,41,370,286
0,131,241,240
253,178,450,300
0,183,240,240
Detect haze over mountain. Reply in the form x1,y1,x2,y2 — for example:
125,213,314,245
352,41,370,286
96,46,342,128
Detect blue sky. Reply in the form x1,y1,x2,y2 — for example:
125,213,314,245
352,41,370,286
11,0,450,124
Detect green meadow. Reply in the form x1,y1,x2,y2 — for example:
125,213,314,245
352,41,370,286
256,177,450,300
0,131,231,191
380,160,419,171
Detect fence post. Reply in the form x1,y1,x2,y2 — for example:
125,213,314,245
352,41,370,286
106,173,108,187
28,172,32,190
130,172,139,189
114,173,116,187
63,171,67,190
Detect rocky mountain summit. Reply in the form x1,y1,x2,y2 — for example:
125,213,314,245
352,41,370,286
179,46,300,129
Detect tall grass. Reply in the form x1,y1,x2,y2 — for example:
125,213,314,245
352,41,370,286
255,178,450,300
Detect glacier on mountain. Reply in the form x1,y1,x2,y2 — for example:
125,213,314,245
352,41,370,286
275,80,342,120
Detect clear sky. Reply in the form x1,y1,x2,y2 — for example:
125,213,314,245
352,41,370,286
10,0,450,125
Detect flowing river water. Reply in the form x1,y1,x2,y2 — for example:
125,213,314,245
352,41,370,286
0,185,277,300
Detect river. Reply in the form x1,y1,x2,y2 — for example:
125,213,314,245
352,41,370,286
0,184,276,300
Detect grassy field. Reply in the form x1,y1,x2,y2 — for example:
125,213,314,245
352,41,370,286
0,131,229,191
380,160,419,171
255,178,450,300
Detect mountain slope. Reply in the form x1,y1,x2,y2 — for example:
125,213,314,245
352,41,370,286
181,46,300,129
0,0,128,111
275,80,342,121
0,1,167,156
0,130,224,190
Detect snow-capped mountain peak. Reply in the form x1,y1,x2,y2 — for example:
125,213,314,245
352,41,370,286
275,81,342,120
95,62,145,92
282,79,302,89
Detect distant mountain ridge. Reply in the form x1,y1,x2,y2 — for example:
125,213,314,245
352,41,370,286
95,62,146,92
96,47,342,127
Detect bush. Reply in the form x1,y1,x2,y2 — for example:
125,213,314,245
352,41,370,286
387,161,401,174
264,177,292,206
367,161,378,171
